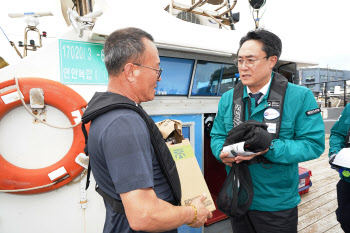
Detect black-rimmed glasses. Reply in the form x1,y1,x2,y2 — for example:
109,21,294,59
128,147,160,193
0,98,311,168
133,63,162,80
234,57,267,67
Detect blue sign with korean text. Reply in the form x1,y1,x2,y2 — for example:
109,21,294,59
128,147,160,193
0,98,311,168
59,39,108,85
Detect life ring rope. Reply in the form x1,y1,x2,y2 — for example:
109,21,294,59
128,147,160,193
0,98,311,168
0,175,70,193
0,170,88,192
14,77,82,129
0,77,88,194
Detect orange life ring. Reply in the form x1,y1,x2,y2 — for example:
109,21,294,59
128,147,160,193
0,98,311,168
0,77,88,194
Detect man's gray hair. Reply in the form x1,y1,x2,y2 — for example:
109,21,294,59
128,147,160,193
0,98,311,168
104,27,154,76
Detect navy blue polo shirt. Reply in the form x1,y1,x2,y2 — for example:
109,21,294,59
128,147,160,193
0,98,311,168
88,108,176,233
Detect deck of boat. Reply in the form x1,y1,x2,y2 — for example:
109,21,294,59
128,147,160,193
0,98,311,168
298,137,342,233
205,136,344,233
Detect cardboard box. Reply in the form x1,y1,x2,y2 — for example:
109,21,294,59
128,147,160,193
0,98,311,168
167,139,216,212
155,119,184,144
156,119,215,212
298,167,312,195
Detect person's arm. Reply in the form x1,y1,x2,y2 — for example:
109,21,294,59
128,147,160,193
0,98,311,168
121,189,212,232
263,89,325,164
329,105,350,156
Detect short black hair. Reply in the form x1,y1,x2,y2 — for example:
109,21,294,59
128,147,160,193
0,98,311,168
104,27,154,76
238,29,282,59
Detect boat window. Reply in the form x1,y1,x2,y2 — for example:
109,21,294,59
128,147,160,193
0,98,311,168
191,61,223,96
191,61,239,96
156,57,194,95
218,64,239,95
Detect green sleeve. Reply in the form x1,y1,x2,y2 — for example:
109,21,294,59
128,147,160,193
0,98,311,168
329,104,350,156
264,89,325,164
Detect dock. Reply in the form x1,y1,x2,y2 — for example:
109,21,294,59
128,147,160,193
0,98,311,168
205,137,343,233
298,137,342,233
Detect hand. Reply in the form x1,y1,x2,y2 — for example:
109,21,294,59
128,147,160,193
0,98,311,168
188,194,213,228
235,148,269,163
219,151,236,167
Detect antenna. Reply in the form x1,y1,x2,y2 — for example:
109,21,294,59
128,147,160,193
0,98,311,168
8,12,53,18
7,11,53,57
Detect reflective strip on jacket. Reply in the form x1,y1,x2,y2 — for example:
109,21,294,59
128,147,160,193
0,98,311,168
210,75,325,211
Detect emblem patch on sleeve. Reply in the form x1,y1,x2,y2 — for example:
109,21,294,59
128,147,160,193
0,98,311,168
305,108,321,116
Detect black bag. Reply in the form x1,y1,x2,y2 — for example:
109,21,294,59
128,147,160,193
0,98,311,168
217,120,272,217
216,162,254,217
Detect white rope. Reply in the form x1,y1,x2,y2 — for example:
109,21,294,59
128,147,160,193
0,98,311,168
0,78,86,193
14,77,82,129
0,182,56,193
68,169,87,185
0,175,69,193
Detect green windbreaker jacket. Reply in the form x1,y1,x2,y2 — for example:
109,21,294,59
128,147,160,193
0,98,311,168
210,73,325,211
329,103,350,183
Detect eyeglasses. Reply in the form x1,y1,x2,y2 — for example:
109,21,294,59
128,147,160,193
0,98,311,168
234,57,267,67
133,63,162,80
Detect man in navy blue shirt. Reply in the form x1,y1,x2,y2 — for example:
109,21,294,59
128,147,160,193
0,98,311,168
87,27,212,233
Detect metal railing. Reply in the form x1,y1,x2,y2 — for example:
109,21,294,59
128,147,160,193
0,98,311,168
304,80,349,107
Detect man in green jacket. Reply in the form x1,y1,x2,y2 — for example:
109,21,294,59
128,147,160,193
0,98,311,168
210,29,325,233
329,103,350,233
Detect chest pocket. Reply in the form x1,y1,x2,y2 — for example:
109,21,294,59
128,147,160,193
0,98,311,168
279,121,294,139
224,116,233,133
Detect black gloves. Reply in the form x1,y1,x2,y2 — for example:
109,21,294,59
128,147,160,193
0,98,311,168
223,120,272,155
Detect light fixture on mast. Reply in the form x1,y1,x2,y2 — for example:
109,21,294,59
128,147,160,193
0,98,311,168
248,0,266,29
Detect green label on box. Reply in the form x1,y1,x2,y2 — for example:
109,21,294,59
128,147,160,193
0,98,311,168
59,39,108,85
169,145,195,161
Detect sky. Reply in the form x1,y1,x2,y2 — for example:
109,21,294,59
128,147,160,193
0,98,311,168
255,0,350,71
0,0,350,71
